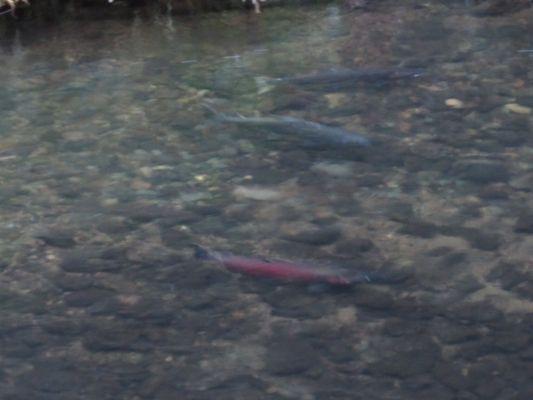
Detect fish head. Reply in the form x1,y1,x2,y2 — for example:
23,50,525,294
393,68,425,79
191,244,224,262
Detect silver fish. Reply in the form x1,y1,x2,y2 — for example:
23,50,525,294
256,67,424,93
283,67,424,85
215,112,371,147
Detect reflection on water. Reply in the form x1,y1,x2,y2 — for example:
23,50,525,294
1,2,532,399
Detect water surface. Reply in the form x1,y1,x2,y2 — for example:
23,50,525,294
1,2,532,399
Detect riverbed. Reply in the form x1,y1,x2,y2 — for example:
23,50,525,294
0,2,532,399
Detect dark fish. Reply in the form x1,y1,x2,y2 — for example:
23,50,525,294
257,67,424,92
194,245,377,287
213,112,371,147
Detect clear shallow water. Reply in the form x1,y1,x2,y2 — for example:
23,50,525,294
1,2,532,399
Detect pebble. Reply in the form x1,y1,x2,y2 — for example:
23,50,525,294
503,103,531,114
510,172,533,191
440,225,502,251
445,98,464,109
334,237,375,255
367,337,440,378
101,197,119,206
352,286,395,309
430,319,481,344
139,166,154,177
434,361,473,392
398,219,439,238
453,161,510,184
514,213,533,233
119,202,188,223
311,162,354,177
160,228,193,249
64,288,115,307
446,301,503,323
264,336,317,376
477,184,510,200
324,93,349,108
486,261,524,290
281,222,342,245
18,363,83,394
52,273,95,291
96,217,136,234
39,318,87,336
34,230,76,248
321,341,356,363
385,200,415,222
232,186,282,201
82,321,145,352
60,250,125,273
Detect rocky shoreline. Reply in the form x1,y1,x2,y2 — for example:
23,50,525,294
0,0,531,21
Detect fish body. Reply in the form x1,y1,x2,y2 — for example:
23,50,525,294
215,113,371,147
281,67,425,87
194,246,371,287
257,67,424,92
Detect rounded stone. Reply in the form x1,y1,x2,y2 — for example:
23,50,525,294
334,238,375,256
281,223,342,246
446,302,503,323
398,219,439,238
514,213,533,233
264,337,318,376
59,248,126,273
39,318,87,336
453,161,510,184
366,337,440,378
445,98,464,109
52,273,96,291
96,217,137,234
351,286,395,309
64,288,115,308
34,230,76,248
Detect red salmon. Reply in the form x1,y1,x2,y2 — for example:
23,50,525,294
193,245,371,287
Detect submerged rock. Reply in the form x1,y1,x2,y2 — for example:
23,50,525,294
366,337,440,378
311,162,354,177
473,0,532,16
334,237,375,256
264,336,318,376
96,217,137,234
453,161,510,184
514,213,533,233
82,321,147,352
503,103,532,115
281,222,342,245
398,219,439,239
440,225,502,251
60,249,125,273
232,186,283,201
52,273,96,291
64,288,115,308
446,301,504,324
34,230,76,248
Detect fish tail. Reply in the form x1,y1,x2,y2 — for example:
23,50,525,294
346,272,373,285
